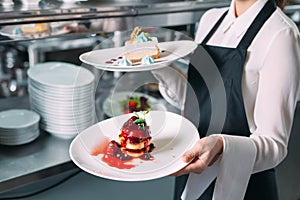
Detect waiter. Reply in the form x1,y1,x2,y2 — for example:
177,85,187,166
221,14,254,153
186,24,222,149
153,0,300,199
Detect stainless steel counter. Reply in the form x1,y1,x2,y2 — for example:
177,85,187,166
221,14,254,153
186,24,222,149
0,1,232,43
0,95,76,193
1,0,299,44
0,1,230,26
1,0,298,26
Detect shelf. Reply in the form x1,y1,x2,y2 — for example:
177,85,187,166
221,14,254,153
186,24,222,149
0,0,299,26
0,1,230,26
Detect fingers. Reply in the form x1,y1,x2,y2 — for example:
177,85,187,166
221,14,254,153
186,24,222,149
182,139,203,163
171,157,207,176
171,151,195,176
182,151,196,163
171,136,223,177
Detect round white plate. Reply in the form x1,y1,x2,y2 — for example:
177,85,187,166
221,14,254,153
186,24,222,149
0,109,40,129
102,91,167,117
41,122,94,139
79,40,197,72
28,79,94,93
0,134,39,146
30,105,93,119
69,111,199,181
40,122,93,132
27,62,95,88
28,93,94,105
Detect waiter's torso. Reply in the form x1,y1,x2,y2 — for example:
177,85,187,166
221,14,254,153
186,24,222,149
175,1,279,199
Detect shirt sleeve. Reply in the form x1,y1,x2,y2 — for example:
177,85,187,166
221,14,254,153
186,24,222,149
223,26,300,173
151,62,188,110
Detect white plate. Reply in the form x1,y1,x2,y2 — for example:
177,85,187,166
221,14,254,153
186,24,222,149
27,62,95,88
102,91,167,117
79,40,197,72
69,111,199,181
40,121,92,130
0,109,40,129
28,79,94,92
28,92,94,104
30,105,93,119
0,23,72,39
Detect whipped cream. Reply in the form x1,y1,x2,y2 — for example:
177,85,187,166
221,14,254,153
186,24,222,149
118,57,132,66
13,27,22,35
136,32,152,43
141,55,155,65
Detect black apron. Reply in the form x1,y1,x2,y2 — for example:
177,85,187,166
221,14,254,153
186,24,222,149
174,1,279,199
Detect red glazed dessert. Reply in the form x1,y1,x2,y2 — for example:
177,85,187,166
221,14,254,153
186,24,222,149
93,111,155,170
119,114,153,157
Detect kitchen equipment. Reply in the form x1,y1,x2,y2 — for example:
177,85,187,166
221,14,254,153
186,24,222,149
0,44,29,97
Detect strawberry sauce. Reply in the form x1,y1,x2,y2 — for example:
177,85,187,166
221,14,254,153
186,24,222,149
90,115,155,170
90,136,154,170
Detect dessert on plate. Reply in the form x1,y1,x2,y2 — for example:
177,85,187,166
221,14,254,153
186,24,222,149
104,27,161,66
20,23,50,34
92,111,155,169
118,111,154,158
12,22,50,36
123,26,161,64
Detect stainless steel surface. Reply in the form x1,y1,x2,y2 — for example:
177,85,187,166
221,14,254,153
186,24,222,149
0,1,229,25
0,44,28,97
0,0,231,43
0,0,298,44
0,96,74,193
0,0,298,42
0,0,297,26
26,36,100,67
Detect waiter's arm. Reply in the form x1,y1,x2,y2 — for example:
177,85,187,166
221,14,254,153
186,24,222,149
248,27,300,172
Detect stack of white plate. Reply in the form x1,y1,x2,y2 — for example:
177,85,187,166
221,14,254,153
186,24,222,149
0,109,40,146
27,62,96,139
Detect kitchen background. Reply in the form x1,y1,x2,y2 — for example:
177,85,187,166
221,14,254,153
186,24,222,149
0,0,300,199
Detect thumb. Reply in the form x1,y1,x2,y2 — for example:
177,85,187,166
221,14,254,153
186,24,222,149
182,151,196,163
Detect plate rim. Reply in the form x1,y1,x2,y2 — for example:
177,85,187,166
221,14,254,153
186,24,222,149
69,110,200,181
27,62,95,88
0,23,73,39
0,109,40,129
79,40,197,72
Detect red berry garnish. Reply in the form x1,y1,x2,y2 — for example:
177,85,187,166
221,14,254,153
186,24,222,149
128,100,138,108
131,116,137,121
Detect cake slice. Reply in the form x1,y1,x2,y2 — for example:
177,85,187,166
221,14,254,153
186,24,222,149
123,27,160,63
21,23,50,34
118,111,154,158
98,111,155,169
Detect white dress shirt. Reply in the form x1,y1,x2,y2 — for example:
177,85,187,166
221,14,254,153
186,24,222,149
154,0,300,182
195,0,300,173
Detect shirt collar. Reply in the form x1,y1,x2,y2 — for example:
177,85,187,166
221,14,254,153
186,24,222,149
222,0,268,38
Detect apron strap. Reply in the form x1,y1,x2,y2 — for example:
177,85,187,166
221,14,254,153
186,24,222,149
202,0,276,49
237,0,276,49
201,10,228,45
